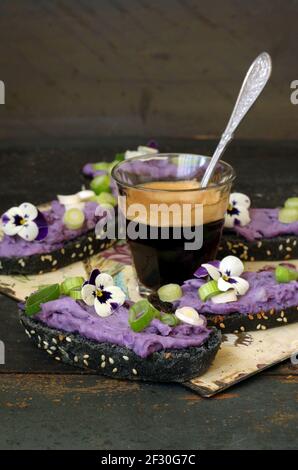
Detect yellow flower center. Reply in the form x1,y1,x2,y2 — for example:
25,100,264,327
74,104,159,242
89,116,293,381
222,274,229,281
96,289,103,297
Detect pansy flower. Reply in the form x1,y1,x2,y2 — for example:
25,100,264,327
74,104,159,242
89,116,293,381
224,192,251,228
1,202,48,242
81,269,126,317
195,255,249,303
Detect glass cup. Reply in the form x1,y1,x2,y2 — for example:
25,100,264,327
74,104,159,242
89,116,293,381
112,153,235,291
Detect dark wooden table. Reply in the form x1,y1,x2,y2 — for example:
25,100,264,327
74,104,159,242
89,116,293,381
0,138,297,450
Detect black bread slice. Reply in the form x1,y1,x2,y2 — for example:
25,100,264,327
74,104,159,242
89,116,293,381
219,232,298,261
19,310,221,383
149,293,298,334
0,230,114,275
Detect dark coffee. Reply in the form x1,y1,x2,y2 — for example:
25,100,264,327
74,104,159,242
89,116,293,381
127,218,224,289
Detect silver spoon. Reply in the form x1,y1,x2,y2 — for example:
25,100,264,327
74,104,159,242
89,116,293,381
200,52,272,187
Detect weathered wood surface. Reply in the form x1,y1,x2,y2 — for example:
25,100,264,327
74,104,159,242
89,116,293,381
0,1,298,140
0,138,297,450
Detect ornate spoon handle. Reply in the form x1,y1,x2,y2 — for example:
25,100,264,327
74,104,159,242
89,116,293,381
201,52,272,187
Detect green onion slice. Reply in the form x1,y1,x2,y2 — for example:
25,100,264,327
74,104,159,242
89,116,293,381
90,174,111,195
160,313,180,326
60,277,85,295
63,208,85,230
25,284,61,316
69,288,83,300
284,197,298,210
157,284,182,302
95,192,117,207
128,300,160,332
114,152,125,162
92,162,110,171
198,280,222,301
275,265,298,283
278,207,298,224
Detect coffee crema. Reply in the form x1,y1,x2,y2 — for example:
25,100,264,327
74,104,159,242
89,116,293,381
120,180,229,227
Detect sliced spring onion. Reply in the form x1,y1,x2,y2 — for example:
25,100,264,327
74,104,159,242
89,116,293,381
90,174,111,195
25,284,61,316
160,313,180,326
278,207,298,224
157,284,182,302
95,192,117,207
57,194,81,206
92,162,111,171
211,291,237,304
128,300,160,332
198,280,222,301
284,197,298,209
63,208,85,230
60,277,85,295
275,265,298,283
69,288,83,300
114,152,125,162
77,190,95,202
175,307,204,326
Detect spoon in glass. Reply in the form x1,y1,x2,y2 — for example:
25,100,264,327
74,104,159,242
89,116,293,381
200,52,272,188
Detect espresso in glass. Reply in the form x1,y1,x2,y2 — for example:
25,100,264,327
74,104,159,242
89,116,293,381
112,154,235,291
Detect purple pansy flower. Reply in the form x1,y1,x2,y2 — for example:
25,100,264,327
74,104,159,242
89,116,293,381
225,193,251,228
81,268,126,317
195,255,249,298
1,202,48,242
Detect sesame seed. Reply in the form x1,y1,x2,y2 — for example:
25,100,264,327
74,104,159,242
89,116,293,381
71,253,76,258
240,326,245,331
83,354,89,359
61,248,65,254
286,238,290,243
283,318,288,323
123,356,129,361
30,330,35,335
257,241,262,248
55,357,61,361
101,361,106,368
74,356,78,362
286,247,292,252
101,354,105,361
112,368,118,373
47,350,53,355
109,357,114,364
52,260,57,266
261,325,266,330
66,337,72,343
266,250,271,256
52,338,57,344
83,359,89,366
279,244,283,251
257,324,261,330
75,243,80,248
43,341,49,348
219,322,225,329
293,240,297,246
277,318,283,322
50,346,57,351
281,311,284,317
132,369,138,375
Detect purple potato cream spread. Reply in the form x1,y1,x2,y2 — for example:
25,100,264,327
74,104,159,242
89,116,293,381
36,297,212,358
230,208,298,241
0,201,101,257
175,270,298,316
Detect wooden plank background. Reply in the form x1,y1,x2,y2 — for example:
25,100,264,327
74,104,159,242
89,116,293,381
0,0,297,141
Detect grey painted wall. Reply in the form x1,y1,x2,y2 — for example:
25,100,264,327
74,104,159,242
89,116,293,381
0,0,297,140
